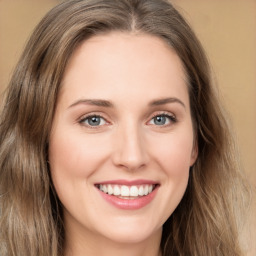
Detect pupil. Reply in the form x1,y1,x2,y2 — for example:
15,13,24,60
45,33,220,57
154,116,166,125
89,116,100,126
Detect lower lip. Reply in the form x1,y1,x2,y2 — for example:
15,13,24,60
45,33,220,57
97,186,159,210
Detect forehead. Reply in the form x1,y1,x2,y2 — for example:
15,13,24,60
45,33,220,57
59,32,188,107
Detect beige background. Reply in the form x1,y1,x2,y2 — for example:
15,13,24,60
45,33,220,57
0,0,255,253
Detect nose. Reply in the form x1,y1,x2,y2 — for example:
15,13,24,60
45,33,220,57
111,124,149,171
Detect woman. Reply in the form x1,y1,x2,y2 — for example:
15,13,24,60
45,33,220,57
0,0,250,255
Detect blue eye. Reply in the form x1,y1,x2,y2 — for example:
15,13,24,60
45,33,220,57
80,115,106,127
149,114,176,126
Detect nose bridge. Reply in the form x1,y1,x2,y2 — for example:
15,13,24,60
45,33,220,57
112,120,148,170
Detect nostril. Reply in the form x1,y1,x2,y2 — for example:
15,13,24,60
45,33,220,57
111,127,150,170
112,147,149,170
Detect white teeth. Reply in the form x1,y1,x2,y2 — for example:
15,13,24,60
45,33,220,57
113,185,120,196
102,185,107,193
107,184,113,195
138,186,144,196
130,186,139,196
98,184,156,197
144,185,149,195
121,185,130,196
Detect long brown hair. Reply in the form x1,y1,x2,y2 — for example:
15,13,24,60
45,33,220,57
0,0,250,255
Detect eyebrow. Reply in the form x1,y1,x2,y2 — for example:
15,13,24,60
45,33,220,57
68,99,114,108
149,97,186,109
68,97,185,109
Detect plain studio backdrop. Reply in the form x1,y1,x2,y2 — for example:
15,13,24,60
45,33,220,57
0,0,255,255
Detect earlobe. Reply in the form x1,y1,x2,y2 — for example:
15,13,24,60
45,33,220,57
190,142,198,166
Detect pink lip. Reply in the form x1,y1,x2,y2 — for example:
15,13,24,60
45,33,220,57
95,180,159,210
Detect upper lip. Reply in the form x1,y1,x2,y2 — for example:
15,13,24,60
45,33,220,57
95,179,159,186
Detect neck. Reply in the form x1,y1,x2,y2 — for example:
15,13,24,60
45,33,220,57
65,239,162,256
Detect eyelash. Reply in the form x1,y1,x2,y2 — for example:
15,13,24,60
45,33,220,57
78,112,177,128
148,112,177,127
79,114,108,128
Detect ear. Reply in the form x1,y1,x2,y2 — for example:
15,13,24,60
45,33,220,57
190,141,198,166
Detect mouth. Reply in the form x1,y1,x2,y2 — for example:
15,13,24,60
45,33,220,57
95,183,158,199
94,180,160,209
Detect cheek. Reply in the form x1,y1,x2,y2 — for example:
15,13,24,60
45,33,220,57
151,130,194,175
49,131,108,179
159,138,191,188
149,130,193,212
48,132,104,215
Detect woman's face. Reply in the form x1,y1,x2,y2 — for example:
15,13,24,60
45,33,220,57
49,33,197,246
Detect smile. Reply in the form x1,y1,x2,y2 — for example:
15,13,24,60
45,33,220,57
95,180,159,210
96,184,156,198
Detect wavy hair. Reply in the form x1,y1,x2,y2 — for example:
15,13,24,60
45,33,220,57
0,0,250,255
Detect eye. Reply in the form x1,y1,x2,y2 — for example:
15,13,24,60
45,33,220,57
80,115,107,127
148,114,176,126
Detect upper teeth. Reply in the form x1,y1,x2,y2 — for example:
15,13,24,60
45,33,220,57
98,184,154,197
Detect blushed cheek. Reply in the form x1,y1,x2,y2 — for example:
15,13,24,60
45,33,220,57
153,136,193,178
49,133,111,180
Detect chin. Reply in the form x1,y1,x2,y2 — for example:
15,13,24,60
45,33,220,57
93,216,162,245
